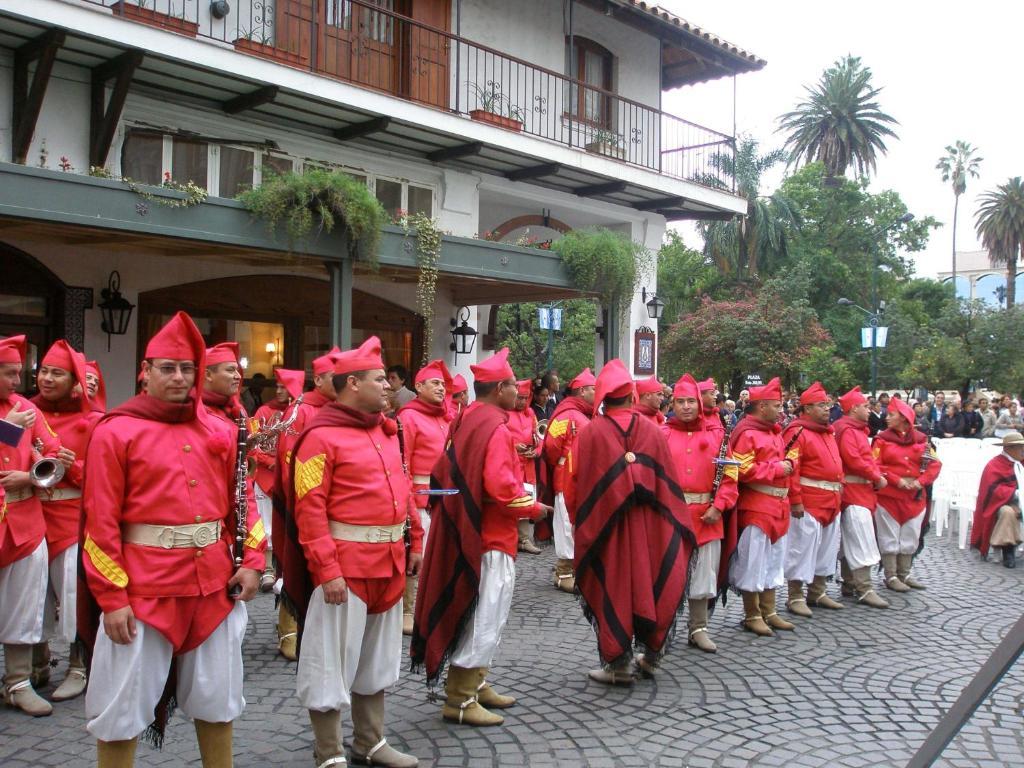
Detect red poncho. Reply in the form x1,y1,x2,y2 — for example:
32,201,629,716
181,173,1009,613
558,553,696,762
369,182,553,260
971,453,1021,557
571,410,696,665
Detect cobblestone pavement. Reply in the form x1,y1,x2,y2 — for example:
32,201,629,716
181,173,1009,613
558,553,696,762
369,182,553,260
2,529,1021,767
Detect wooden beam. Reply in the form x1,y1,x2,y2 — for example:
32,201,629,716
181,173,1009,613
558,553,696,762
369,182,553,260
11,30,65,164
634,196,686,211
90,51,144,168
574,180,627,198
222,85,279,115
427,141,483,162
506,162,561,182
665,210,736,222
333,116,391,142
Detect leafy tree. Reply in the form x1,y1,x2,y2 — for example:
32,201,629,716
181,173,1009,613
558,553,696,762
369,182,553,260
936,141,983,288
975,176,1024,309
968,306,1024,394
494,299,597,383
796,344,855,394
655,231,717,325
778,55,899,180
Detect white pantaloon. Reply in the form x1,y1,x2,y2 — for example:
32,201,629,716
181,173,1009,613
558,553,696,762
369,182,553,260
420,508,432,546
840,505,881,568
875,504,925,555
688,539,721,600
85,602,248,742
449,550,515,669
552,493,574,560
255,483,272,542
0,539,48,644
784,515,841,583
729,527,787,593
297,588,402,712
42,543,78,643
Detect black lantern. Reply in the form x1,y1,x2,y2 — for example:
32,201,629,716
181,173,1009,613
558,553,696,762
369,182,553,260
98,271,135,351
642,287,665,321
449,306,478,359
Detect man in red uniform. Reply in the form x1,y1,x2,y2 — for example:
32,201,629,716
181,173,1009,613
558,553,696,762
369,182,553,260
635,376,665,424
411,348,550,727
971,431,1024,568
873,397,941,592
31,341,103,702
82,312,265,767
782,382,845,619
0,334,63,717
286,336,422,767
572,360,696,683
396,358,453,634
833,386,889,609
699,378,725,433
728,377,796,637
542,367,595,592
85,360,107,411
448,373,469,420
202,342,246,427
508,379,542,555
663,374,738,653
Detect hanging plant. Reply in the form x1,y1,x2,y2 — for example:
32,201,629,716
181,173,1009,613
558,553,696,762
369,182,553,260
398,211,443,364
124,171,208,209
239,168,387,267
551,229,651,325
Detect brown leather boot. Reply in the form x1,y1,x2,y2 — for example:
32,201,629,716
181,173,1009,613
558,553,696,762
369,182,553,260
476,668,516,708
840,558,855,597
402,576,416,636
308,709,344,767
52,642,88,702
552,559,575,593
195,719,233,768
853,566,890,608
441,666,503,726
3,644,52,717
517,519,541,554
786,580,813,618
761,589,795,631
881,554,910,592
741,591,773,637
807,575,844,609
350,690,418,767
277,602,298,661
897,554,926,589
687,599,717,653
96,738,138,767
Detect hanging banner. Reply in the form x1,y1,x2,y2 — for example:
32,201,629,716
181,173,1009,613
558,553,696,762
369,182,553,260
633,327,656,375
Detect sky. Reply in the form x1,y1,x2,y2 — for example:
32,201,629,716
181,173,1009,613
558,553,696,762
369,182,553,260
658,0,1024,278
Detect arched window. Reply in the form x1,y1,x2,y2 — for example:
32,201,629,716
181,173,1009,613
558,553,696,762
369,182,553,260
566,37,613,127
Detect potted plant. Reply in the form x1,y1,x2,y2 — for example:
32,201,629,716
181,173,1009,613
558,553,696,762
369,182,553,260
233,30,309,67
585,129,625,160
110,1,199,37
468,82,525,132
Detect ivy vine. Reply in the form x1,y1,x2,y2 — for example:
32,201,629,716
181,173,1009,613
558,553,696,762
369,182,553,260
399,212,442,364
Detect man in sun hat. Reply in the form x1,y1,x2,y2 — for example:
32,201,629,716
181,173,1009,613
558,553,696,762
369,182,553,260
971,431,1024,568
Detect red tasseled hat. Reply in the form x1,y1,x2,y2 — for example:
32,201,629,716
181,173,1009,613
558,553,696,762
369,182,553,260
799,381,829,405
470,348,515,384
569,367,596,390
41,340,91,414
635,376,662,395
451,374,468,394
332,337,384,376
313,346,342,377
697,378,716,393
415,358,453,389
516,379,533,397
205,342,240,367
0,334,26,365
748,377,782,402
86,360,107,411
673,373,700,400
593,359,634,415
889,397,915,426
838,386,867,413
274,368,305,401
143,311,211,426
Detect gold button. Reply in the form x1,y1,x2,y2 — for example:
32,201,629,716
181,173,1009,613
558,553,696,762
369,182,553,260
189,479,198,487
195,551,203,558
386,470,391,477
686,468,692,474
686,448,692,454
375,443,382,450
183,445,192,453
3,457,8,463
194,515,202,523
393,501,398,508
687,432,692,436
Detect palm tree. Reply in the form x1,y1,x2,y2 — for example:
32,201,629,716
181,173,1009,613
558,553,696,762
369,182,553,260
975,177,1024,309
699,138,799,281
936,141,983,292
778,55,899,180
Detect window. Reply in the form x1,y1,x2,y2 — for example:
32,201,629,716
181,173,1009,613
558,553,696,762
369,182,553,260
407,185,433,217
220,146,255,198
327,0,393,42
375,178,403,218
172,138,209,186
262,152,294,180
121,132,163,185
566,37,613,126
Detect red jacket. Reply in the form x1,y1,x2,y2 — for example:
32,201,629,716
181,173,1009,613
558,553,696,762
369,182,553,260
784,418,844,526
874,429,942,524
0,395,61,568
703,408,725,441
505,407,538,487
397,400,452,510
730,416,793,542
834,416,882,509
542,397,591,495
278,389,332,497
636,403,665,426
663,418,738,546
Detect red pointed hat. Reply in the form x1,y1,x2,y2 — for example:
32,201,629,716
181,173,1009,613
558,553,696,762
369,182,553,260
143,311,210,424
569,367,596,390
332,337,385,376
0,334,27,365
451,373,468,394
205,342,240,367
799,381,829,405
471,348,514,384
516,379,533,397
313,346,342,377
415,358,453,389
274,368,305,401
748,376,782,402
673,373,700,400
697,378,716,393
635,376,663,395
889,397,915,426
838,385,867,412
593,359,634,415
41,340,91,413
86,360,107,412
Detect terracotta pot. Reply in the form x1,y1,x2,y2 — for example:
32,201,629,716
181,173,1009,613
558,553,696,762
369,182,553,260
585,140,625,160
233,38,308,67
469,110,524,132
110,2,199,37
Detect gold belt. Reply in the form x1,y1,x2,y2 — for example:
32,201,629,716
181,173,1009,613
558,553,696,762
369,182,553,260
3,487,33,503
745,483,789,499
799,477,843,492
36,488,83,502
683,492,712,504
844,474,871,485
329,521,404,543
122,521,223,549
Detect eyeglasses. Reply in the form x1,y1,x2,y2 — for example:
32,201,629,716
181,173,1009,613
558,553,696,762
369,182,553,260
154,364,197,376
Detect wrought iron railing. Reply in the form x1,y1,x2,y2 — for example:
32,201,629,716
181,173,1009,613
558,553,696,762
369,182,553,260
74,0,736,189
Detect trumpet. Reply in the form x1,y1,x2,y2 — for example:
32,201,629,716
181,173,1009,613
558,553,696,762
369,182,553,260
30,457,65,489
536,419,549,438
248,394,304,454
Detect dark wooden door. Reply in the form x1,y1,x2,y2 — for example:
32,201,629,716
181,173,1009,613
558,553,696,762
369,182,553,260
403,0,450,108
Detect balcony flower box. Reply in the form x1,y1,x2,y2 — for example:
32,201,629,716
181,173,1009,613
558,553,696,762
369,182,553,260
585,140,625,161
110,2,199,37
469,110,524,133
233,38,308,67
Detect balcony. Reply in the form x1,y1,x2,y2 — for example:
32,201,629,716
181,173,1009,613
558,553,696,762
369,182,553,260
69,0,735,192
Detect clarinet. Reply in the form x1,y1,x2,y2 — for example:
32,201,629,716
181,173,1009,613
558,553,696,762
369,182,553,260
229,415,249,597
396,418,412,554
710,421,734,497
